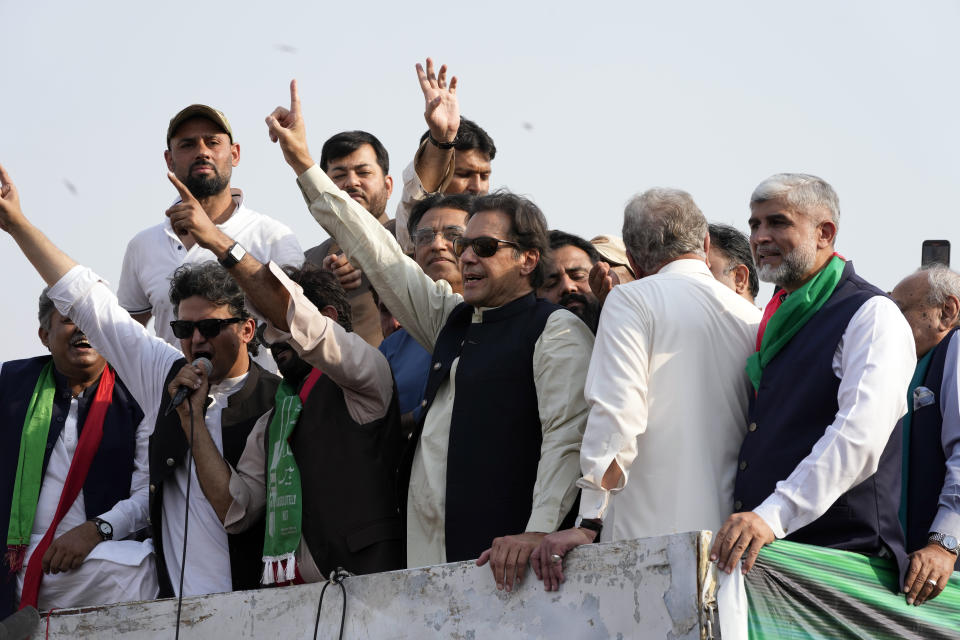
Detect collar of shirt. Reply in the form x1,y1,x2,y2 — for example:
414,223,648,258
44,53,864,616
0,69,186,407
656,258,712,277
207,371,249,410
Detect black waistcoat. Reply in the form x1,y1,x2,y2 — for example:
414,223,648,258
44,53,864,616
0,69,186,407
0,356,143,619
735,262,907,573
401,293,559,562
283,370,404,577
149,359,279,596
906,328,960,569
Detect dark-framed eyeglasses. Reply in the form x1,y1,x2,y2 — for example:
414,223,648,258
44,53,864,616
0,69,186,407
170,317,243,339
413,225,465,248
453,236,521,258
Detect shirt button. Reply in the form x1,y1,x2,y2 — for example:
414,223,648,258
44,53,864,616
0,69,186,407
56,416,64,422
739,461,748,471
149,484,156,493
406,432,413,440
177,245,183,250
748,422,757,432
420,399,428,408
432,362,441,371
166,457,176,467
734,500,743,510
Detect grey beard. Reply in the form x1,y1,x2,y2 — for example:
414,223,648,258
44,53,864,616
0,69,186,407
756,242,817,289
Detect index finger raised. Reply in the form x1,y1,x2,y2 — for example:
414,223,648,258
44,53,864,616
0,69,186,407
0,163,12,187
167,171,196,203
289,79,301,115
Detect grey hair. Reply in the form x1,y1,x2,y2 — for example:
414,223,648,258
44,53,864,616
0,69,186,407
622,188,708,274
750,173,840,225
38,288,56,331
921,264,960,310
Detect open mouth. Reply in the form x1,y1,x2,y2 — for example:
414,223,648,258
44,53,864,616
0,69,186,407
70,336,93,350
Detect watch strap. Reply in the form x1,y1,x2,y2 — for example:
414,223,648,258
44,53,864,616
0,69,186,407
219,242,246,269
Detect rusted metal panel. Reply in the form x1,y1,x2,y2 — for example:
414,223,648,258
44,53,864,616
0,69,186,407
32,532,712,639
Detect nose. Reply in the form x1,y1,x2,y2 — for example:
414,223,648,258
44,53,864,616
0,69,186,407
344,170,362,189
429,231,447,251
466,174,483,194
459,245,478,265
561,274,579,295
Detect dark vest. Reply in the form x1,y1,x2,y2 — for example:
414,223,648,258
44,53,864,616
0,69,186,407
279,370,404,577
906,328,960,570
401,293,559,562
0,356,143,619
150,359,279,597
734,262,907,573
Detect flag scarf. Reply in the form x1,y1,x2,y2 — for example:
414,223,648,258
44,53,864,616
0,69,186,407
262,368,322,585
746,255,845,391
15,365,116,609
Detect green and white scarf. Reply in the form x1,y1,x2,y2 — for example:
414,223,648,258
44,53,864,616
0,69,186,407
746,255,845,391
261,369,321,585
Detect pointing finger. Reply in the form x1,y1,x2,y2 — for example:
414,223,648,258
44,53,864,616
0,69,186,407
289,79,301,116
449,76,458,95
0,163,12,188
167,171,195,203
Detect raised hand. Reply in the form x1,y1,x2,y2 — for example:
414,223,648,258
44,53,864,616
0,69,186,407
0,164,25,232
417,58,460,144
589,261,620,307
322,252,363,291
165,172,223,250
266,79,314,174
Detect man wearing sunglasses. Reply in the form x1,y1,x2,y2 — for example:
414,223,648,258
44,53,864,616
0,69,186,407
266,81,593,593
0,164,280,599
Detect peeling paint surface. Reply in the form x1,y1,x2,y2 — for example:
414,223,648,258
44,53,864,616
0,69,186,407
32,532,711,639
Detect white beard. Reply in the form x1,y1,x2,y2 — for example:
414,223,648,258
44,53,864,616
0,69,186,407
755,239,817,289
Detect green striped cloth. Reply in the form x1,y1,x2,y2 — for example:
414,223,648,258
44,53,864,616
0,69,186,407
745,540,960,639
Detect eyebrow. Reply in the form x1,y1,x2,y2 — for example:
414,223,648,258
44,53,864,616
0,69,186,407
329,162,373,173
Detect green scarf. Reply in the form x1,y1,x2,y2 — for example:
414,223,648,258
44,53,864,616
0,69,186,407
5,361,57,571
746,255,845,391
262,369,321,585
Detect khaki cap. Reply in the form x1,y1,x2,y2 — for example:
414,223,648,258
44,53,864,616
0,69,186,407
167,104,233,146
590,234,635,277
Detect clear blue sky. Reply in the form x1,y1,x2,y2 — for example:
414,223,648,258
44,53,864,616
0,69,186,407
2,0,958,360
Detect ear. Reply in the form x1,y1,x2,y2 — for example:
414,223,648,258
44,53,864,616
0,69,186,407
816,218,837,249
384,175,394,199
38,326,50,350
732,264,751,295
238,317,257,345
626,250,646,279
703,233,712,263
164,149,174,171
319,305,339,324
518,248,539,278
231,142,241,168
940,295,960,330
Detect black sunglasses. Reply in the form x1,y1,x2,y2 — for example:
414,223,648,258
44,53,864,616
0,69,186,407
170,317,243,339
452,236,521,258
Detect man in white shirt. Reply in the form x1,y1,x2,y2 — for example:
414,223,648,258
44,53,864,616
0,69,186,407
118,103,303,360
0,164,280,598
530,188,761,590
0,289,155,617
266,81,593,593
710,173,915,583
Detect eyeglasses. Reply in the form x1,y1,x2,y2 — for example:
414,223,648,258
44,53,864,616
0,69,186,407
413,226,465,248
452,236,521,258
170,317,243,339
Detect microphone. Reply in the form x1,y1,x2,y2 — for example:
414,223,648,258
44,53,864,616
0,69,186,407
0,606,40,640
164,357,213,416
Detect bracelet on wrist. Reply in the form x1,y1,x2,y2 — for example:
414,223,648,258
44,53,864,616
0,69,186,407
428,132,458,149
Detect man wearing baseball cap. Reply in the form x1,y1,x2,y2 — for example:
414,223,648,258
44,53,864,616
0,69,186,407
117,104,304,364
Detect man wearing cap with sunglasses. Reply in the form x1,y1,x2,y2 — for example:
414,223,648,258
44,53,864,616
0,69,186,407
0,164,280,598
265,80,593,592
118,103,304,366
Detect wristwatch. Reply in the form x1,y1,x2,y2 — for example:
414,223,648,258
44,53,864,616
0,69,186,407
90,517,114,541
219,241,247,269
928,532,959,555
574,515,603,537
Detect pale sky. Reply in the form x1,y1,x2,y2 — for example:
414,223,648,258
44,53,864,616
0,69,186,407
2,0,958,360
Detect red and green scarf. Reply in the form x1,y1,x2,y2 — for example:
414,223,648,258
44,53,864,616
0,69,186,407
6,361,116,610
746,255,846,391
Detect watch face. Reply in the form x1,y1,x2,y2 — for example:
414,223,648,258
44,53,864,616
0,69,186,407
944,535,958,551
98,521,112,537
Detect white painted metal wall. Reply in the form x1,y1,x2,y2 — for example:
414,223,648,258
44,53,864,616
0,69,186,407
30,532,716,639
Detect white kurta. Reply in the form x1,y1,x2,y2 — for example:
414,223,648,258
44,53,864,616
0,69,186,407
577,259,761,540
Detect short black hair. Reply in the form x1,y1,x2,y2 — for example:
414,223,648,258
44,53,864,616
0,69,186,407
548,230,600,264
419,117,496,160
469,191,549,289
407,193,474,241
281,264,352,332
168,261,258,355
709,223,759,298
320,130,389,175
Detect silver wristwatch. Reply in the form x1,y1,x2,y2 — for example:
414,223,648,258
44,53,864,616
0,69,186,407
219,242,247,269
928,532,959,555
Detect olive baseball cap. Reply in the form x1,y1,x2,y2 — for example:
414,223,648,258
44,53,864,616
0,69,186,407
167,104,233,146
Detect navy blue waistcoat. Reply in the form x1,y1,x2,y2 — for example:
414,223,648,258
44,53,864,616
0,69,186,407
0,356,143,618
905,328,960,569
735,262,907,573
403,293,560,562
